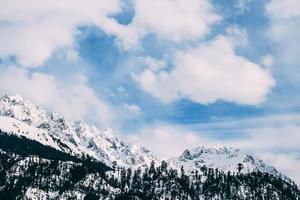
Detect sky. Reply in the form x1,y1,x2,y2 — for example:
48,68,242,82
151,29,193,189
0,0,300,184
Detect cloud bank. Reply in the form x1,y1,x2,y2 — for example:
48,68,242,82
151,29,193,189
0,0,122,67
135,33,275,105
0,65,113,127
128,114,300,184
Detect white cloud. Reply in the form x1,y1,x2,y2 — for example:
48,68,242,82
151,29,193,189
0,0,122,67
266,0,300,78
261,54,274,69
225,26,248,46
144,56,167,73
235,0,253,13
65,49,80,63
130,0,221,42
260,153,300,185
0,0,222,66
123,103,142,115
129,115,300,158
0,65,113,127
128,124,203,158
264,0,300,111
128,114,300,184
112,0,221,48
266,0,300,19
135,34,275,105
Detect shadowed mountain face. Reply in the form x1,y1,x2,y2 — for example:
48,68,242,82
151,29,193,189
0,95,160,169
0,95,299,199
0,132,299,200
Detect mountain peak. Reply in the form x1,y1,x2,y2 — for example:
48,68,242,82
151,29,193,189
0,94,286,180
179,146,241,161
194,145,240,154
0,94,25,103
0,94,159,168
168,145,281,177
9,94,24,102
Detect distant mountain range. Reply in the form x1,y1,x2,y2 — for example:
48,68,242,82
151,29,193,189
0,95,298,199
0,95,159,169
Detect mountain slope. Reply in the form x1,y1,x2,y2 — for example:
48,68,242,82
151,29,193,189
1,144,299,200
0,137,114,200
0,95,287,178
0,94,299,199
0,129,110,172
0,95,159,168
0,116,61,150
168,146,282,177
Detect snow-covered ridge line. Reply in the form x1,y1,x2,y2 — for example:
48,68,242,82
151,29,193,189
0,94,286,181
167,145,286,180
0,116,61,151
0,94,159,168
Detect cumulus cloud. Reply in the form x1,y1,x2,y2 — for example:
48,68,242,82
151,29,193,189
0,0,122,67
134,33,275,105
144,56,167,73
0,0,222,66
0,65,113,126
108,0,221,48
129,0,221,42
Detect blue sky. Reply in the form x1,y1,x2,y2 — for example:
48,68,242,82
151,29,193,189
0,0,300,183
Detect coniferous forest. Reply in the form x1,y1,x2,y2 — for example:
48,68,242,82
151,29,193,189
0,130,299,200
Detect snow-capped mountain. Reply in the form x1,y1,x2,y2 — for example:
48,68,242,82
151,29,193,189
0,95,159,168
1,95,299,199
0,94,283,177
168,146,281,176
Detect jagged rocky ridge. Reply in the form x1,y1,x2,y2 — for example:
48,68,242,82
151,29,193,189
0,140,299,200
0,95,159,169
0,95,284,175
0,95,299,199
168,146,281,177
